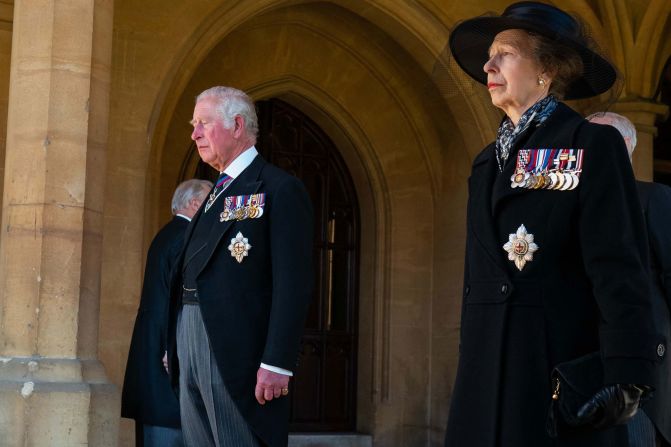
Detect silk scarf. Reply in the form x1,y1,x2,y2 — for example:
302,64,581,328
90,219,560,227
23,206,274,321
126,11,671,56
495,95,558,172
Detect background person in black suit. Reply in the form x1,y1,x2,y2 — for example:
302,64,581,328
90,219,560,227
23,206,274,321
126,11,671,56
588,111,671,447
446,3,665,446
122,178,212,447
166,86,313,447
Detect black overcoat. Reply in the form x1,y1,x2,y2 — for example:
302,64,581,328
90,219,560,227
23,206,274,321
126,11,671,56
637,180,671,444
166,155,314,447
445,103,666,447
121,216,187,428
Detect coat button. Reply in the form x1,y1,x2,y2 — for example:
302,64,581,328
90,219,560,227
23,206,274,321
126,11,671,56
500,284,508,294
194,291,199,298
658,343,666,358
465,285,470,296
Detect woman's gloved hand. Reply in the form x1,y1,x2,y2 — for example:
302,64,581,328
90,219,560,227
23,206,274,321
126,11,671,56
576,384,647,429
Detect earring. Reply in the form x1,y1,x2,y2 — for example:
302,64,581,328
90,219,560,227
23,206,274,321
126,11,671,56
538,76,546,87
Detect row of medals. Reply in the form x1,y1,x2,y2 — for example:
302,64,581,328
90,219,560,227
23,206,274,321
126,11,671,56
220,197,263,222
510,169,581,190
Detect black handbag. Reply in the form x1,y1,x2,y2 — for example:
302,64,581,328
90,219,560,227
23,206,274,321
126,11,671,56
546,352,604,438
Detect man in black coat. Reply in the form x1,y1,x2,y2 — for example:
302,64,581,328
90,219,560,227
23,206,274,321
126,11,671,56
588,111,671,447
121,179,212,447
166,86,313,447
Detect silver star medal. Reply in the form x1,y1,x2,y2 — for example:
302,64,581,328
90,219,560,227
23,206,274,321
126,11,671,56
229,232,251,263
503,224,539,271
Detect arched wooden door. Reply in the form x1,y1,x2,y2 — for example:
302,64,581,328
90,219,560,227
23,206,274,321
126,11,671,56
257,99,359,432
181,98,360,431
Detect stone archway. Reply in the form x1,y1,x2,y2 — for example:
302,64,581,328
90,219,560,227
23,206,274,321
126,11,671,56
103,1,477,445
146,3,473,445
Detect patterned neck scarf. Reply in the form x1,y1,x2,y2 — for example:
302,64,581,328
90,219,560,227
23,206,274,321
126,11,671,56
495,95,558,172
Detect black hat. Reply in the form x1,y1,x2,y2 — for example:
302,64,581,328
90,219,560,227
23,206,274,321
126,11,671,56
448,1,616,99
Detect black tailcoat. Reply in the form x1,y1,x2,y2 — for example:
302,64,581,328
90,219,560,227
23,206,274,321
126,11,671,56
445,103,666,447
121,216,187,428
637,180,671,444
167,155,313,447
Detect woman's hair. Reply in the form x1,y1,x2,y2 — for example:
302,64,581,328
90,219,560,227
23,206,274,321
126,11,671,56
527,32,584,99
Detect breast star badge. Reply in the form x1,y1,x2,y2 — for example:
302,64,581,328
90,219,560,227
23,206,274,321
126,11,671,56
503,224,539,271
229,232,251,263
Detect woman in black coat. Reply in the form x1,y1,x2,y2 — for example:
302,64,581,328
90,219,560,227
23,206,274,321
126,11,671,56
445,2,667,446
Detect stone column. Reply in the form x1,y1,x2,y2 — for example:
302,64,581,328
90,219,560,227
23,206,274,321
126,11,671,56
611,100,669,181
0,1,118,445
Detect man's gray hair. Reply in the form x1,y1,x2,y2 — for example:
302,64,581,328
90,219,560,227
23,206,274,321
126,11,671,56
196,86,259,139
171,179,213,215
586,111,638,153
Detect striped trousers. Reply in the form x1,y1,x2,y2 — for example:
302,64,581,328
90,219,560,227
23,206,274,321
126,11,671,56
177,304,260,447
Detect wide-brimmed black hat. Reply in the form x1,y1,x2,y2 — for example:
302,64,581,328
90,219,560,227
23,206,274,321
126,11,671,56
448,1,616,100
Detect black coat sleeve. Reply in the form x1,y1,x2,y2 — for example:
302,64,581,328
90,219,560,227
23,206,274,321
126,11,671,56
261,176,314,370
577,123,660,386
647,183,671,307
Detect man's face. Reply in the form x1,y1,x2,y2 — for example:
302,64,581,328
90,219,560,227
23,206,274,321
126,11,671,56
191,97,236,171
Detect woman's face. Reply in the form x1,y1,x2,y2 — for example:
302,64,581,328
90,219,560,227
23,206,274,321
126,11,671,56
483,29,548,123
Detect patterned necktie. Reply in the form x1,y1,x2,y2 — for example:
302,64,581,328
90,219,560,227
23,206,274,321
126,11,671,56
204,173,233,212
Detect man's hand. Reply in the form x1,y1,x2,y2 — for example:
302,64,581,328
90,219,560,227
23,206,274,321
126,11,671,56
162,351,168,374
255,367,290,405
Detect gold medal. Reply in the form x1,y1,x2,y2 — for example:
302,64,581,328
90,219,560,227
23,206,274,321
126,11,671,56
511,170,529,189
552,171,564,190
547,172,557,189
560,172,573,190
545,172,557,189
523,175,535,188
247,205,259,219
514,172,525,183
568,172,580,190
234,207,247,221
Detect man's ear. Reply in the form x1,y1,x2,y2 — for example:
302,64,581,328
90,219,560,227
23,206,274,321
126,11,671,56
624,137,635,159
233,115,245,135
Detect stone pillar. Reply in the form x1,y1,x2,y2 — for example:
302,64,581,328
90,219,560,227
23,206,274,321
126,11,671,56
0,1,118,445
0,2,14,226
611,100,669,181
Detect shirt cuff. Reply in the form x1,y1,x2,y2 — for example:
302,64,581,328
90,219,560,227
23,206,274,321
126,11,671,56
260,363,293,376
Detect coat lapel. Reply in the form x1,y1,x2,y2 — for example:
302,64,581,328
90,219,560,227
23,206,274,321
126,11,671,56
196,155,266,276
468,146,508,274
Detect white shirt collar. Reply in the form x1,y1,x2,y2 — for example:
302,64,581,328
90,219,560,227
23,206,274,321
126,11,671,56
175,213,192,222
223,146,258,179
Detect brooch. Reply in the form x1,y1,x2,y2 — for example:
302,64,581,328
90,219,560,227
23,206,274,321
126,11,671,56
503,224,539,271
228,232,251,263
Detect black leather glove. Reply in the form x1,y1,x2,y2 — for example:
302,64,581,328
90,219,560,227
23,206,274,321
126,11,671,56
576,384,646,429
